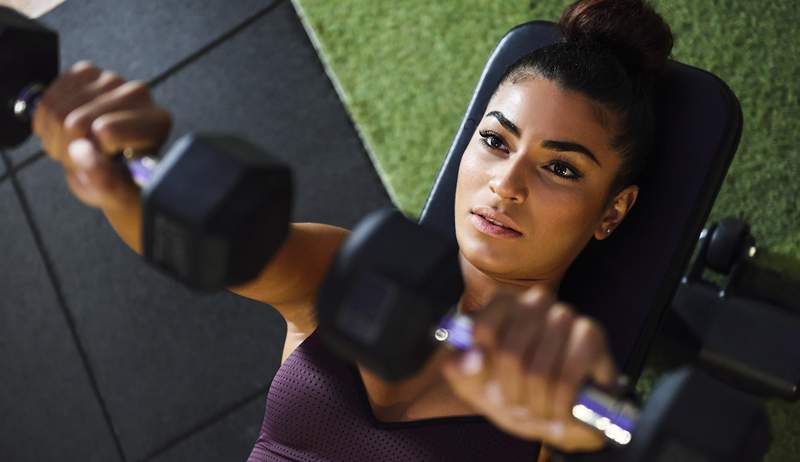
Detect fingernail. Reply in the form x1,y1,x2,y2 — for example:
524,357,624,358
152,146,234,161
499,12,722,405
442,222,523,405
485,380,503,405
459,348,483,375
69,139,96,170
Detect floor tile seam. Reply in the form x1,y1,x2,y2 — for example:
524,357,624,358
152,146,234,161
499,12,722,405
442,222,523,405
147,0,288,88
4,155,129,462
11,0,288,176
139,384,270,462
6,150,47,177
0,149,8,183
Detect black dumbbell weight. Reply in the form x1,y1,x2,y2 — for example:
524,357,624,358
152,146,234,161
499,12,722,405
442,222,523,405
1,7,292,290
0,6,59,147
316,208,637,444
616,367,770,462
316,208,771,460
139,133,292,290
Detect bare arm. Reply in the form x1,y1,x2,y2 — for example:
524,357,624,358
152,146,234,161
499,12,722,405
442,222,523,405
228,222,350,330
100,192,349,333
35,61,349,333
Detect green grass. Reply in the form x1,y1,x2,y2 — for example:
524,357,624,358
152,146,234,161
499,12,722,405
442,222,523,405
292,0,799,459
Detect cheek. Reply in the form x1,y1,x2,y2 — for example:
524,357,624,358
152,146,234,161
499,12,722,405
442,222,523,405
530,183,598,228
455,147,490,206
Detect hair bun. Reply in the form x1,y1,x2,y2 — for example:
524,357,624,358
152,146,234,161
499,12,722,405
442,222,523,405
559,0,673,79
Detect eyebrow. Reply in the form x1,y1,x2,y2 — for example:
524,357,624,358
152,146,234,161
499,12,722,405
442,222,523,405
541,140,601,167
486,111,519,136
485,111,601,167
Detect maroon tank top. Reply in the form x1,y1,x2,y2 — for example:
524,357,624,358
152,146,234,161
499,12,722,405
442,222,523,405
248,328,541,461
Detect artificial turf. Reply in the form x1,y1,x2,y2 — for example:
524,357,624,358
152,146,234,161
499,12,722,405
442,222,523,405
291,0,799,460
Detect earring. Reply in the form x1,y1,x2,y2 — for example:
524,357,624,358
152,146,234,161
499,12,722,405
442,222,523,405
605,228,612,234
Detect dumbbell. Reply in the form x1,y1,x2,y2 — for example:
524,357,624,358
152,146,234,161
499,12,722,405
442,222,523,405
1,6,292,290
315,208,771,460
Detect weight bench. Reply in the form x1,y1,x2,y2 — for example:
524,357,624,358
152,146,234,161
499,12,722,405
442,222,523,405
418,20,743,380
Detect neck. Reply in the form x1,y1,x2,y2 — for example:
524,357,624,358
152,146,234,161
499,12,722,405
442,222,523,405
456,252,562,314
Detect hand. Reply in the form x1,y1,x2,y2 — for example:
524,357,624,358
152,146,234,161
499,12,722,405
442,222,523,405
442,286,618,453
32,60,172,210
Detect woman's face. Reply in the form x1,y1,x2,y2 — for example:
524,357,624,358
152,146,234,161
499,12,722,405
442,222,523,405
454,77,638,285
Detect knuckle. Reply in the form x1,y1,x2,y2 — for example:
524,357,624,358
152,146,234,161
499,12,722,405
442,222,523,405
121,80,151,100
575,317,606,345
550,303,576,326
96,70,124,87
70,60,95,73
69,62,100,81
63,109,91,134
90,114,118,141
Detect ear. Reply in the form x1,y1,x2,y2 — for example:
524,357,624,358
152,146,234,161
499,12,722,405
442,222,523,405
594,185,639,240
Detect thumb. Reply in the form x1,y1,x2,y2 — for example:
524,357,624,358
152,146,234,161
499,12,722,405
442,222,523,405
65,138,138,210
441,346,493,402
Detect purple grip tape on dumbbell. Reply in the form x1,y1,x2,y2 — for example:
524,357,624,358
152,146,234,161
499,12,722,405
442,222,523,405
437,313,637,440
576,393,636,433
438,314,475,350
126,158,155,186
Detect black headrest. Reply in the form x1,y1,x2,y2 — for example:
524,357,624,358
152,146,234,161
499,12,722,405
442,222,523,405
418,21,742,378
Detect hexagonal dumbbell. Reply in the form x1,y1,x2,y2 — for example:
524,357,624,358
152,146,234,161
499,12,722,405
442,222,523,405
316,208,771,460
1,6,293,290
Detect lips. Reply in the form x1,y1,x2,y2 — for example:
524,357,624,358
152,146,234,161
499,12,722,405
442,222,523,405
470,206,522,234
468,207,523,239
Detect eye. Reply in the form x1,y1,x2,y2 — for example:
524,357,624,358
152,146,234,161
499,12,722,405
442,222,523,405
478,130,507,152
544,161,582,181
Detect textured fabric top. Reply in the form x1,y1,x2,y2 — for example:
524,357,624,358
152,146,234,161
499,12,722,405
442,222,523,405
248,328,541,461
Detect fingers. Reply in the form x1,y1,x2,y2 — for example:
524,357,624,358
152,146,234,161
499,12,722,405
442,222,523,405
91,107,172,154
33,61,171,175
441,286,619,452
524,303,575,420
493,288,552,407
32,60,173,213
34,61,104,155
552,318,617,421
470,290,516,350
63,80,153,145
443,347,492,410
58,70,127,131
64,139,139,210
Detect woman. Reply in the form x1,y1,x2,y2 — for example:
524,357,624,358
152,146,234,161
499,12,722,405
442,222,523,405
33,0,673,459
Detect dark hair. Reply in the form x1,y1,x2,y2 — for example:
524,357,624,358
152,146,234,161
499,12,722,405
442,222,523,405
500,0,673,199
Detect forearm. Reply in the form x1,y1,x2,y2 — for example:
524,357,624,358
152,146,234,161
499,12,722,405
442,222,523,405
228,223,350,305
101,192,143,255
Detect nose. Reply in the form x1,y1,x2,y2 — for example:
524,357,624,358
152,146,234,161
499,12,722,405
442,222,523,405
489,156,528,203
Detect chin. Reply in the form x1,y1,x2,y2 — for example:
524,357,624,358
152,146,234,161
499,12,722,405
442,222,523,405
457,231,521,277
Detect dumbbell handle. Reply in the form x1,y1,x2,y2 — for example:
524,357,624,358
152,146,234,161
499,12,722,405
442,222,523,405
14,83,158,188
434,313,639,446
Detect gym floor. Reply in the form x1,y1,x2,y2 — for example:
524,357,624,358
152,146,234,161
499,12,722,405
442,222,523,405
0,1,389,460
